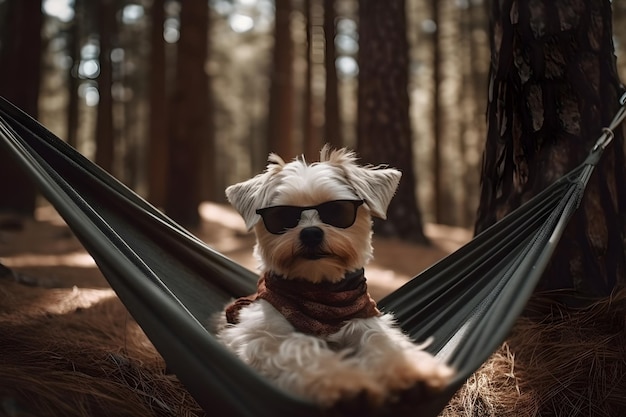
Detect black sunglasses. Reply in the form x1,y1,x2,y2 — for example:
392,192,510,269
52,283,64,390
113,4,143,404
255,200,364,235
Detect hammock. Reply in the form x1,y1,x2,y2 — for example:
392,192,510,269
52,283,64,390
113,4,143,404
0,95,624,417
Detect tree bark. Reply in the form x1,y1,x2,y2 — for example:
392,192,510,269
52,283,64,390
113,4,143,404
147,0,169,208
476,0,626,297
66,0,82,149
357,0,428,244
0,0,42,216
431,0,443,224
303,0,317,159
165,0,209,228
95,0,115,173
324,0,342,148
267,0,295,159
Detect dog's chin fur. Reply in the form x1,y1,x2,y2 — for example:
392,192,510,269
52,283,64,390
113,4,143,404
253,209,373,283
219,146,454,407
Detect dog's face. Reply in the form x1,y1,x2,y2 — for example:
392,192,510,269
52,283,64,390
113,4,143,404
225,146,401,283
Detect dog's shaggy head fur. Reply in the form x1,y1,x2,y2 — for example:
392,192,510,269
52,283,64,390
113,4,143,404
225,145,401,283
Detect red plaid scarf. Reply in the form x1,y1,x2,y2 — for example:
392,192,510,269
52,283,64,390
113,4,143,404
225,269,380,337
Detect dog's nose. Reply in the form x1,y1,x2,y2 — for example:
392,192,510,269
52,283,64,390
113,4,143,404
299,226,324,247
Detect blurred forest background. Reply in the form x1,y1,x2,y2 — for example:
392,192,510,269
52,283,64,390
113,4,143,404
1,0,626,237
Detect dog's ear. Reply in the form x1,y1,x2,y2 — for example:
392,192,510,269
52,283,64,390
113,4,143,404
225,154,285,230
347,166,401,219
321,146,401,219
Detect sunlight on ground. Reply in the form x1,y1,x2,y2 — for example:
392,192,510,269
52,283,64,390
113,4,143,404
199,201,247,232
424,223,473,252
35,204,70,226
2,252,96,268
44,286,117,315
1,284,118,316
364,265,411,300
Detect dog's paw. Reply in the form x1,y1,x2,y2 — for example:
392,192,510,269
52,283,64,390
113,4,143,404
295,366,386,407
378,348,454,393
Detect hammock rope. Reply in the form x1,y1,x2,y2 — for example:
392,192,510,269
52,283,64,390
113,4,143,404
0,93,624,416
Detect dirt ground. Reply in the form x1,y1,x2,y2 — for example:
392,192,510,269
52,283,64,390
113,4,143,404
0,201,471,416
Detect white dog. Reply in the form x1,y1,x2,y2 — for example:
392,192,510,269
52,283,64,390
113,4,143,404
217,146,453,407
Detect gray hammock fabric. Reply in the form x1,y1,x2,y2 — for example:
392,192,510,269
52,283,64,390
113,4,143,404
0,95,623,416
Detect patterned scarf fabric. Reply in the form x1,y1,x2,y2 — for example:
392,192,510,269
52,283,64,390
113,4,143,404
225,268,380,337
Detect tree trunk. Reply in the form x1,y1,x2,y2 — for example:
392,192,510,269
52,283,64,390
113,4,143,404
303,0,317,159
0,0,42,216
199,6,215,203
357,0,428,244
459,0,488,227
476,0,626,297
267,0,295,159
165,0,209,228
324,0,342,148
431,0,443,225
66,0,82,149
148,0,169,208
95,0,115,173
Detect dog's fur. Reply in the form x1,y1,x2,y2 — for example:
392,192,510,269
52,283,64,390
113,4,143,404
217,146,453,406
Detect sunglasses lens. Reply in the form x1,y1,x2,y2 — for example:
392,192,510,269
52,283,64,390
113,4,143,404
257,200,363,234
317,200,361,228
259,206,301,234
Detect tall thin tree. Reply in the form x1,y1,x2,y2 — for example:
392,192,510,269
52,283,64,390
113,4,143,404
431,0,443,224
95,0,116,173
165,0,209,228
0,0,43,216
66,0,83,149
148,0,168,208
324,0,342,148
267,0,295,159
303,0,317,159
357,0,428,244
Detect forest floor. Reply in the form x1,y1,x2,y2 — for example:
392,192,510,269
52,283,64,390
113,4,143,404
0,201,472,416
